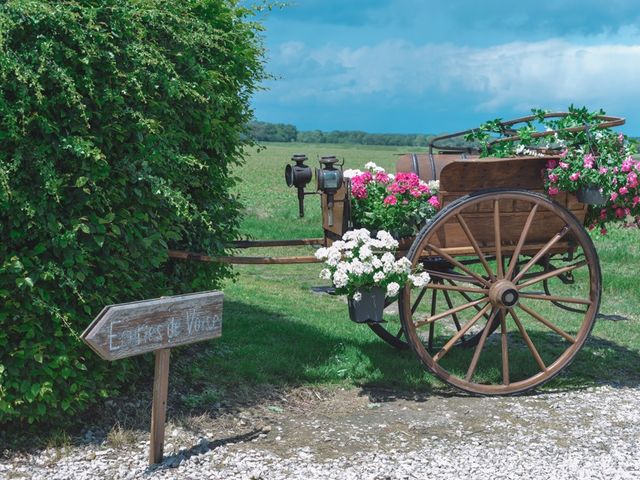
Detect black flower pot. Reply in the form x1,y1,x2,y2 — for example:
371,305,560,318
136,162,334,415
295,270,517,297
577,185,606,205
347,287,385,324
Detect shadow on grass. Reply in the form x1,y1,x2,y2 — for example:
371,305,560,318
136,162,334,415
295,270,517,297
166,299,430,400
170,299,640,404
361,332,640,404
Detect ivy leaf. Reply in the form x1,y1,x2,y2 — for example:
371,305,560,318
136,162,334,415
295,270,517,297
32,243,47,255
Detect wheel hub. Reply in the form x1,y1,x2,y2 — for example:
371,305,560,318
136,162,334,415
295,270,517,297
489,280,519,308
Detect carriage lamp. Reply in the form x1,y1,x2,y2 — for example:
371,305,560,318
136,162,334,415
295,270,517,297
284,154,313,217
316,155,344,227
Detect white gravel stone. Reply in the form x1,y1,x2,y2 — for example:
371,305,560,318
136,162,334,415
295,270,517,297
3,385,640,479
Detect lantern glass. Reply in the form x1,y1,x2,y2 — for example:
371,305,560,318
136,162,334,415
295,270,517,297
285,164,294,187
323,170,340,190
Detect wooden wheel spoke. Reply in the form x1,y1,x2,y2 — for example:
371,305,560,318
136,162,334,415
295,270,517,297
414,297,488,329
518,293,592,305
512,225,570,283
516,261,587,289
518,303,576,343
465,308,501,381
395,328,404,339
446,280,492,319
425,270,486,287
509,309,546,372
411,287,428,314
494,200,503,279
442,289,463,332
505,204,539,280
456,213,495,281
425,244,490,287
500,311,509,385
433,304,493,363
425,283,488,295
428,288,438,351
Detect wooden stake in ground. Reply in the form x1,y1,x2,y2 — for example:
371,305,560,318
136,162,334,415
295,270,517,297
81,291,223,465
149,348,171,464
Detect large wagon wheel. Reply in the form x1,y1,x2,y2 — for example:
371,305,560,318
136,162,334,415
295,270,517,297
399,189,601,395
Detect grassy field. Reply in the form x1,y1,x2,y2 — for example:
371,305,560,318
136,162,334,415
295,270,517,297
164,141,640,407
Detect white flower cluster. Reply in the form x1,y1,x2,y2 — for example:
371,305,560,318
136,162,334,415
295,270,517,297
343,162,397,181
343,168,362,179
364,161,386,173
408,271,430,288
315,228,430,297
515,144,546,157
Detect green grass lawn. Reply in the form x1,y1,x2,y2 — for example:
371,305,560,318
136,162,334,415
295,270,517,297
174,141,640,406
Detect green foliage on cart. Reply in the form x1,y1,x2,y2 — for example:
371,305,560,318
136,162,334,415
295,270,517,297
0,0,265,424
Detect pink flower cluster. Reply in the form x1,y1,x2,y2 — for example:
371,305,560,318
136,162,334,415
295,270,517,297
384,172,440,208
382,194,396,205
351,170,437,206
545,145,640,232
387,172,429,195
351,171,373,199
349,163,441,236
583,153,595,169
593,157,640,230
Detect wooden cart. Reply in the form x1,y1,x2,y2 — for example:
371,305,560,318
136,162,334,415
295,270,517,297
170,112,625,395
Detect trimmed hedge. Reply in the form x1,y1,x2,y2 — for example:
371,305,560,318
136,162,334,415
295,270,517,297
0,0,265,424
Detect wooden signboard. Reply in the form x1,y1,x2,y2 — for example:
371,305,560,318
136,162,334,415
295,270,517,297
82,291,222,360
81,291,223,464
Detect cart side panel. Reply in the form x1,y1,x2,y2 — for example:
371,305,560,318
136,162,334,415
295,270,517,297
425,157,588,255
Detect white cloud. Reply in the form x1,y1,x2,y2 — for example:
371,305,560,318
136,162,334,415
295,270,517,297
278,41,306,63
453,40,640,110
267,33,640,112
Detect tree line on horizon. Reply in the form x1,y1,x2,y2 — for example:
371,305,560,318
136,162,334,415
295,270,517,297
248,120,640,149
249,120,437,147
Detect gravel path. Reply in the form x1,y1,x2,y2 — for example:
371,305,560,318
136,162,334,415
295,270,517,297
2,384,639,479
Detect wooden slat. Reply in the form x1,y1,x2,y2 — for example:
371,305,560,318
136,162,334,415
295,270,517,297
227,238,324,248
149,348,171,464
322,184,348,236
168,250,320,265
440,158,549,194
213,255,320,265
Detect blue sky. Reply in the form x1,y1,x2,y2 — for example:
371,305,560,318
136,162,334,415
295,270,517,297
251,0,640,134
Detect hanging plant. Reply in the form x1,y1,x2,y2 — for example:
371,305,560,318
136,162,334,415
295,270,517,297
467,106,639,233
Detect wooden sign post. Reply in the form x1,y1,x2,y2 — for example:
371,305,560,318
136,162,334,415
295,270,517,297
81,291,223,464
